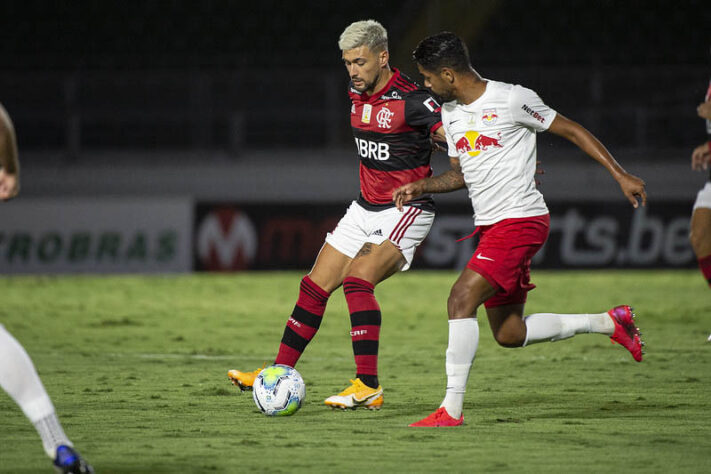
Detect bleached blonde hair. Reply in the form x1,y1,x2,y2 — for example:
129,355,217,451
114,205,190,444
338,20,388,52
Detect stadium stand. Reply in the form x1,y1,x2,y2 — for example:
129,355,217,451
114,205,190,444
0,0,708,157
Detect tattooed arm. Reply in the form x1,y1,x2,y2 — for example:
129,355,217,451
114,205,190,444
392,156,465,211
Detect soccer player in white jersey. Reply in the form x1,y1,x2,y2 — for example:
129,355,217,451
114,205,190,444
0,103,93,472
392,32,648,427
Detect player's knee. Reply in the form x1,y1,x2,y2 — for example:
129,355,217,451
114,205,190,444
493,327,526,348
307,274,339,294
345,267,378,287
447,286,475,318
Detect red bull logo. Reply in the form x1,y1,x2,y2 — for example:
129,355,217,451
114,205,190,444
482,108,498,125
455,131,503,157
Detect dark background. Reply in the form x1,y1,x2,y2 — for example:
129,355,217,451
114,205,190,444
0,0,708,271
1,0,709,156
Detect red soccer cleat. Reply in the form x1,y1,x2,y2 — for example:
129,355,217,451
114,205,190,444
608,305,644,362
409,407,463,427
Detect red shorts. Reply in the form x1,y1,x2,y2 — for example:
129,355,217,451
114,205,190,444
466,214,550,308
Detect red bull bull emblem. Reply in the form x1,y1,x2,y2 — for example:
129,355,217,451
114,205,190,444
482,108,498,125
455,131,503,157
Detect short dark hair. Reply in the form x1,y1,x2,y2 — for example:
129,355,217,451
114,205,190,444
412,32,471,72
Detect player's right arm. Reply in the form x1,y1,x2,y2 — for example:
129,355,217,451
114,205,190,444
392,155,464,211
697,100,711,120
0,103,20,201
428,125,449,154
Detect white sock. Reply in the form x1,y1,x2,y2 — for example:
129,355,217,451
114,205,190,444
523,312,614,346
33,413,72,458
440,318,478,419
0,325,71,458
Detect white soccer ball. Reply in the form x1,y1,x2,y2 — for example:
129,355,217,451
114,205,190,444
252,364,305,416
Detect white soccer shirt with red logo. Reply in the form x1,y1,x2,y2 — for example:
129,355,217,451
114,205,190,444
443,80,556,225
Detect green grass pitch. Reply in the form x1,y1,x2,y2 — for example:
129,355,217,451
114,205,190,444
0,270,710,473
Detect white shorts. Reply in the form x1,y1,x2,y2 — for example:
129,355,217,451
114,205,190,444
325,201,435,271
694,181,711,210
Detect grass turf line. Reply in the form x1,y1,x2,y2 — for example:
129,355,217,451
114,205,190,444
0,270,709,473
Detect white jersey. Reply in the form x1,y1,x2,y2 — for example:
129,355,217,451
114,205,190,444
443,80,556,225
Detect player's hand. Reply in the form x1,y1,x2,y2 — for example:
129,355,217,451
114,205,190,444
691,142,711,171
697,101,711,120
430,132,447,153
392,181,425,211
0,169,19,201
617,172,646,208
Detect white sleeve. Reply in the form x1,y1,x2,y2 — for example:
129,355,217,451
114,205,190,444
510,85,557,132
444,123,458,157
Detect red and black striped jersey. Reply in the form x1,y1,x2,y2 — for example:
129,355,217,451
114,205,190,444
349,67,442,209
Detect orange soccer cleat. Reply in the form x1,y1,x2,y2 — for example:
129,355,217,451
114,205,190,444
227,367,264,391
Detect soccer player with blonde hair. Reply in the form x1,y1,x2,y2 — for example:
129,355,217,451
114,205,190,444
228,20,447,410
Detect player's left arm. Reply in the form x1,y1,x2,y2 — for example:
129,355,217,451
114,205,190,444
0,103,20,201
547,113,647,208
405,90,445,152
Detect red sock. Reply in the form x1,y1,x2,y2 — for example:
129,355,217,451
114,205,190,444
274,276,330,367
343,277,381,386
698,254,711,287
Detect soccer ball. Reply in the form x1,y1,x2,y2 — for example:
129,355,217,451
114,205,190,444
252,364,305,416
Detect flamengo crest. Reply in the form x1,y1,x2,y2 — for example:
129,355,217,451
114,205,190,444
376,106,394,129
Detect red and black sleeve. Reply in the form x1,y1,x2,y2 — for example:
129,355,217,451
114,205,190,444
404,90,443,135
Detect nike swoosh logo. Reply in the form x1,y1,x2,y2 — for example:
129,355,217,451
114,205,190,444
450,119,460,124
476,254,495,261
353,390,383,402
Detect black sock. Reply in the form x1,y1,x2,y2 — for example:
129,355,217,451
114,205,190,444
357,374,379,389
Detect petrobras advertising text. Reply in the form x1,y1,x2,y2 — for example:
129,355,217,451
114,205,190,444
0,198,193,274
